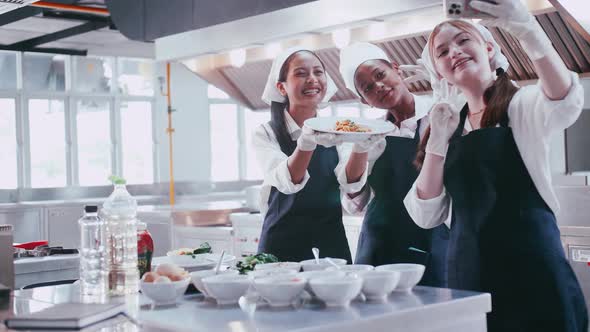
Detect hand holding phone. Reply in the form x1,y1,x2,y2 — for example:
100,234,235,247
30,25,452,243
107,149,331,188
444,0,497,19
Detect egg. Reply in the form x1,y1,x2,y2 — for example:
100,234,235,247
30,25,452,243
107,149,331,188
154,276,172,283
155,263,184,277
141,272,158,283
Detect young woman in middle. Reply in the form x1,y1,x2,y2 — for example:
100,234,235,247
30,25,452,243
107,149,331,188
253,47,382,263
338,42,451,286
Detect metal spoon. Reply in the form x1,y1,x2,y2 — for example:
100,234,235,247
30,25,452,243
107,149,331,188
214,250,225,274
325,257,341,269
312,247,320,264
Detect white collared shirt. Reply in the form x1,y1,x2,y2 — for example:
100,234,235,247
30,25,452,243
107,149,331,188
339,94,434,215
252,110,368,218
403,71,584,229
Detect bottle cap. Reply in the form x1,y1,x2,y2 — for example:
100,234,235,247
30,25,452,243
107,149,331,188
84,205,98,213
137,221,147,231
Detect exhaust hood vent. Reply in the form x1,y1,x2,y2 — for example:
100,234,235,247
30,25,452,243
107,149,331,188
0,0,38,14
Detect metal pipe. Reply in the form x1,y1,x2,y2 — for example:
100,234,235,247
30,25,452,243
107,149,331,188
166,63,176,206
31,1,110,16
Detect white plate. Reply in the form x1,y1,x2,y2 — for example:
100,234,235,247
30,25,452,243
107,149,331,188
304,116,394,142
153,253,236,272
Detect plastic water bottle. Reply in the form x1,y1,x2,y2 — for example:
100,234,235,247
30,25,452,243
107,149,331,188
103,181,139,295
78,205,107,297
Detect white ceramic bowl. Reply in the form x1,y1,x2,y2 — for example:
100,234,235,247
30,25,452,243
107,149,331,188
326,264,374,274
356,270,401,301
202,274,251,305
166,251,209,267
190,269,238,297
247,268,297,280
140,277,191,305
254,275,307,307
375,264,425,292
309,275,363,307
254,262,301,272
297,270,347,297
300,258,348,271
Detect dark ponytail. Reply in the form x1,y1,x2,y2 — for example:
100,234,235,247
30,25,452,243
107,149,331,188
413,68,519,170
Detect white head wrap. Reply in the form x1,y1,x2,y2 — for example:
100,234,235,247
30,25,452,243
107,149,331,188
420,20,509,96
338,42,389,98
261,46,337,106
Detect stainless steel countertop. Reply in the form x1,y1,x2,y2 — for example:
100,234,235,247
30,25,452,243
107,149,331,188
3,285,491,332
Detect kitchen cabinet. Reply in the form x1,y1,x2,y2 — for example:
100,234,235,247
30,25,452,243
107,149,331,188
0,207,44,243
173,225,234,255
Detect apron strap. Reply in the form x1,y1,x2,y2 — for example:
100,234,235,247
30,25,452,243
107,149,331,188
414,118,422,141
450,104,469,140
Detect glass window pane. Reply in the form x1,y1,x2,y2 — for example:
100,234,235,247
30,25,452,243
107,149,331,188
0,99,17,188
24,53,66,91
76,100,111,186
29,99,66,188
207,85,229,99
121,101,153,184
74,56,113,93
210,104,239,181
0,52,17,90
244,108,269,180
336,105,361,118
117,58,154,96
318,106,332,117
363,107,387,119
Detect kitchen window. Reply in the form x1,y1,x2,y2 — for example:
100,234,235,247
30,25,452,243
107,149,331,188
243,108,268,180
75,99,112,186
28,99,67,188
209,103,240,182
120,101,154,184
0,98,17,189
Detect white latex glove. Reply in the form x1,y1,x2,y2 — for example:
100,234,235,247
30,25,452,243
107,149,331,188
298,126,344,151
426,79,462,157
399,59,430,83
352,134,387,153
297,126,318,151
470,0,553,61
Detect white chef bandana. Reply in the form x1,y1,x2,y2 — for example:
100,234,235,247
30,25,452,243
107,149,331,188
261,46,337,106
420,20,510,96
339,42,389,99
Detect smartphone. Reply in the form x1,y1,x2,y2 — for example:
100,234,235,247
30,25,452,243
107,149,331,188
444,0,497,19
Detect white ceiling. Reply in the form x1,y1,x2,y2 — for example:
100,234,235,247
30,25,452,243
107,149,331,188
0,16,155,58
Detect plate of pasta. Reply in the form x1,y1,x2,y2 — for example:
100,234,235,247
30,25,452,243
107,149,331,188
304,116,395,142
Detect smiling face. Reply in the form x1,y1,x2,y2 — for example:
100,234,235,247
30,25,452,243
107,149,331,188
354,59,410,110
276,51,327,109
430,21,495,88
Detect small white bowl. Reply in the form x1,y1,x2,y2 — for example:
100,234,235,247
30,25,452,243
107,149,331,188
202,274,251,305
190,269,238,297
375,264,425,292
254,262,301,272
297,270,347,298
166,251,209,267
326,264,374,274
254,275,307,307
309,275,363,307
140,277,191,305
300,258,348,271
356,270,400,301
247,268,297,280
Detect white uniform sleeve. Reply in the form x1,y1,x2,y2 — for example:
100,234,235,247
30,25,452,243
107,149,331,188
403,181,451,229
509,71,584,137
341,185,372,215
252,124,310,195
335,143,369,194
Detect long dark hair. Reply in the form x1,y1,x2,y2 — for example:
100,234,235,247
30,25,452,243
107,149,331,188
414,20,519,170
269,50,327,155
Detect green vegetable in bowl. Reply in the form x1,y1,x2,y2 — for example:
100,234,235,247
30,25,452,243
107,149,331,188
235,253,278,274
192,242,212,255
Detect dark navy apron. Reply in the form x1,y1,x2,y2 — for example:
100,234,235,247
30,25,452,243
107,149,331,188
257,122,352,263
355,118,449,287
444,106,588,332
